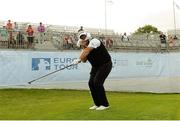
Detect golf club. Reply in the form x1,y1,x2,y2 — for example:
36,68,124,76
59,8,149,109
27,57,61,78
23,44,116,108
28,64,74,84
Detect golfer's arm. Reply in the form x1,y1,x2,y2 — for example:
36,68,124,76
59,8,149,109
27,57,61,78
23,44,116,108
79,47,93,62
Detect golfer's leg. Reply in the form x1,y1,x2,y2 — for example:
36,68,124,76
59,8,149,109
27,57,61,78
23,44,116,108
94,61,112,107
88,67,100,106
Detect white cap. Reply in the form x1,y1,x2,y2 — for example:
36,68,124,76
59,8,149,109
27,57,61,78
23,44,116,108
77,32,92,47
78,31,86,39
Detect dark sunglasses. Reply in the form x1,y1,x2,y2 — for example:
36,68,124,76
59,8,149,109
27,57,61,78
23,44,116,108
80,34,87,40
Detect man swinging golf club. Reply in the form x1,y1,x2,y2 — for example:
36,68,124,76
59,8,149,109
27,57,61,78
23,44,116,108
72,32,112,110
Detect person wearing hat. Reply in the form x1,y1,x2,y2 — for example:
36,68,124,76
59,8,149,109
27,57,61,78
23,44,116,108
72,32,112,110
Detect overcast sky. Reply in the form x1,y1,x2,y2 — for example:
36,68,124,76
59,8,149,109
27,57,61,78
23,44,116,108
0,0,180,33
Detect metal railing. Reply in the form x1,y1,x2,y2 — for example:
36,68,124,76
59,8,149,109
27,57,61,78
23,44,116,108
0,29,180,52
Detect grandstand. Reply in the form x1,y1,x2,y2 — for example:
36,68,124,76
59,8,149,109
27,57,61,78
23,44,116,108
0,20,180,52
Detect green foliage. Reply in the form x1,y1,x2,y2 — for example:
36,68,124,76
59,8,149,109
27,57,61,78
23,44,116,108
134,25,160,34
0,89,180,120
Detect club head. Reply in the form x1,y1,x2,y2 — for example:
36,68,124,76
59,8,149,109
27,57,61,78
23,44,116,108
28,82,31,84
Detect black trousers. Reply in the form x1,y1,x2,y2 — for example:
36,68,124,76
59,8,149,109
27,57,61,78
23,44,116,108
88,61,112,107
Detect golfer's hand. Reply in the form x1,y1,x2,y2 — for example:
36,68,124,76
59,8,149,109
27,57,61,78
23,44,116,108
72,59,81,65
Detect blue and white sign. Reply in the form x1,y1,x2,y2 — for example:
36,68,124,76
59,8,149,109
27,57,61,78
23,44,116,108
32,58,51,71
1,50,180,92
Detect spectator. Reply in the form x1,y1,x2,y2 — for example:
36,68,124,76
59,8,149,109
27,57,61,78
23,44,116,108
6,20,13,30
121,32,129,41
67,35,74,49
99,35,106,45
26,25,34,48
174,35,178,40
78,26,84,33
63,35,68,49
16,31,24,45
159,32,167,50
6,20,13,43
159,32,166,44
106,38,113,48
37,22,45,44
0,26,8,41
14,22,19,32
168,35,175,48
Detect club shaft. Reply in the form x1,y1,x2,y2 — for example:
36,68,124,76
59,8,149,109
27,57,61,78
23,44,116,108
28,64,73,84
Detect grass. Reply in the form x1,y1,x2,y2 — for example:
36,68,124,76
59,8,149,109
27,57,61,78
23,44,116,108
0,89,180,120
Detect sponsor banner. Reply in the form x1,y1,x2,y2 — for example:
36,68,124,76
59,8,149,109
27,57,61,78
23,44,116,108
0,50,180,86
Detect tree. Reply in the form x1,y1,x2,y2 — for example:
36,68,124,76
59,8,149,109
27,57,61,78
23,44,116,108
134,25,160,34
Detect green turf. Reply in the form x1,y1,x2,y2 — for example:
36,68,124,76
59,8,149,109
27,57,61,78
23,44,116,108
0,89,180,120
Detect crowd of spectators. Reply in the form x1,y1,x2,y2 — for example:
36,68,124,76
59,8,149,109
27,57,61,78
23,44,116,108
0,20,47,49
0,21,115,50
0,20,179,52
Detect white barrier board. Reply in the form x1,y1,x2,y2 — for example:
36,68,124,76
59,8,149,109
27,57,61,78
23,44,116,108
1,50,180,92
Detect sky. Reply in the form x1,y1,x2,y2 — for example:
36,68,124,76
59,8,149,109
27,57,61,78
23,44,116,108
0,0,180,34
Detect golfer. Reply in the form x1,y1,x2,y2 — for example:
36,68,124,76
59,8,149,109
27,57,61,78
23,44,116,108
72,32,112,110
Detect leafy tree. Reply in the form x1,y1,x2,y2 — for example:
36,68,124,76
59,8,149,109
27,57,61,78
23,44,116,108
134,25,160,34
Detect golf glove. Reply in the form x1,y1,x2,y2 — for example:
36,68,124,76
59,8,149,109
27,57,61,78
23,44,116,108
72,59,81,65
